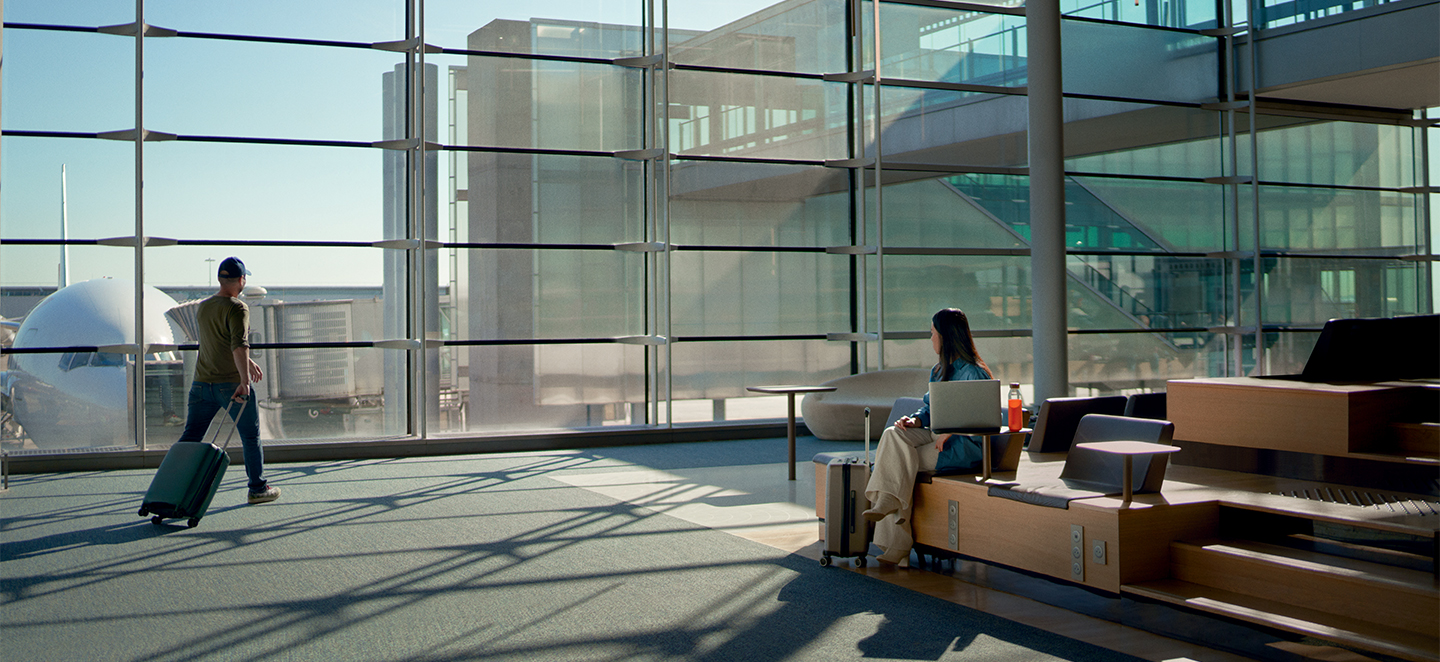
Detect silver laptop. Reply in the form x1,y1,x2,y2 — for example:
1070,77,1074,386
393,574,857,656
928,379,1002,433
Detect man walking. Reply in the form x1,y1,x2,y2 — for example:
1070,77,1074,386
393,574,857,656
177,256,280,504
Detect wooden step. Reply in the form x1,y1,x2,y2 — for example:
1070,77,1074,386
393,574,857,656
1124,579,1440,662
1169,539,1438,635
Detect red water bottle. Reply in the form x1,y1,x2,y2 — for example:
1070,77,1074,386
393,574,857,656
1007,382,1024,432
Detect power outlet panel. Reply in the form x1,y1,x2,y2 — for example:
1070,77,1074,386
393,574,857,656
1092,540,1107,565
948,500,959,550
1070,524,1084,581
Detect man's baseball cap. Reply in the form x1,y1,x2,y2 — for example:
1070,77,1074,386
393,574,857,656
218,257,251,279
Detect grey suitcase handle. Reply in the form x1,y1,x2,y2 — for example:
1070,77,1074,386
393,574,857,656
210,396,250,451
864,407,871,466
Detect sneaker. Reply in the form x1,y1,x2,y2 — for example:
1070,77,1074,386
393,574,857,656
247,486,281,504
164,414,184,426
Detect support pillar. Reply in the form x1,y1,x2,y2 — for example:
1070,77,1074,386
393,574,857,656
1028,0,1069,403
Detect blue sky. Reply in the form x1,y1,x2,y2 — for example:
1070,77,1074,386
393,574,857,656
1,0,774,288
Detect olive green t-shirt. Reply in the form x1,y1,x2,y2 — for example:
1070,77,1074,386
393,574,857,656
194,295,250,383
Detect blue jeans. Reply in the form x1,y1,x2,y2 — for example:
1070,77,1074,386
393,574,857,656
178,381,267,493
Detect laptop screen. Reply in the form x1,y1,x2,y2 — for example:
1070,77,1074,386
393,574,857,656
928,379,1001,433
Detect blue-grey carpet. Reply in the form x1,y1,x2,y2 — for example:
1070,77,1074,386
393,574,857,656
2,448,1144,662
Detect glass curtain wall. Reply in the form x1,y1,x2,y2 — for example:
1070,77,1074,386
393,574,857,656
1,0,1432,455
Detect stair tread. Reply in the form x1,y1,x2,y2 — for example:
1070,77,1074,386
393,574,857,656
1125,579,1439,662
1175,538,1439,596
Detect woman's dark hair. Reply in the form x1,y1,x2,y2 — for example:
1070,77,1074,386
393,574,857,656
932,308,992,380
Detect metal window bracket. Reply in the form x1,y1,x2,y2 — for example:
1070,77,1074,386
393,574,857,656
98,22,178,37
614,242,666,252
97,129,177,142
374,340,423,351
98,344,143,355
618,335,667,346
1199,27,1243,37
372,239,426,250
822,70,875,83
371,38,440,54
613,54,663,68
1203,176,1254,185
824,157,874,168
96,236,177,247
826,333,878,342
372,138,420,151
614,148,664,161
1204,250,1255,259
144,344,180,353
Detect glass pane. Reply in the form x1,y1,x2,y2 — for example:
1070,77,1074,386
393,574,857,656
1062,20,1217,103
1,29,134,132
1258,186,1421,252
1068,330,1223,392
669,70,847,161
1251,121,1421,189
670,339,851,401
1066,105,1224,180
876,4,1025,87
878,86,1028,167
238,346,401,442
145,250,389,300
461,342,646,431
880,173,1029,249
669,251,850,337
458,153,645,245
146,37,403,142
876,335,1032,385
669,160,851,247
2,137,135,241
1067,254,1229,329
145,142,388,243
440,54,644,152
1,244,136,291
147,0,404,43
428,0,644,57
458,249,644,340
6,2,134,25
669,0,850,76
1260,257,1427,324
1068,177,1230,252
881,255,1032,331
1062,0,1218,30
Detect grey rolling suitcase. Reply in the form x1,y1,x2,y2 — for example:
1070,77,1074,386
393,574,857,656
138,399,246,528
821,407,872,567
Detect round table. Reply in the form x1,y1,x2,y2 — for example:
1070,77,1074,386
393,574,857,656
746,384,837,480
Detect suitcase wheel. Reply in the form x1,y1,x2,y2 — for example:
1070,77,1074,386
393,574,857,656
138,508,148,517
150,515,163,525
187,518,200,529
854,555,867,568
819,554,831,567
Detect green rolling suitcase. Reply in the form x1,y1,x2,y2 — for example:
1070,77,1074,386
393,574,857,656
138,399,245,528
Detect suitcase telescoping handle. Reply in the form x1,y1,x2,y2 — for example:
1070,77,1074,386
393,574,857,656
210,396,250,451
864,407,871,466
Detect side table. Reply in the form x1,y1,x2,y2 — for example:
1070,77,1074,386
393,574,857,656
746,385,837,480
1073,441,1181,505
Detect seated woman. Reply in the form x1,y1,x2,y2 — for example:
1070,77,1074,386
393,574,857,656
862,307,994,565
